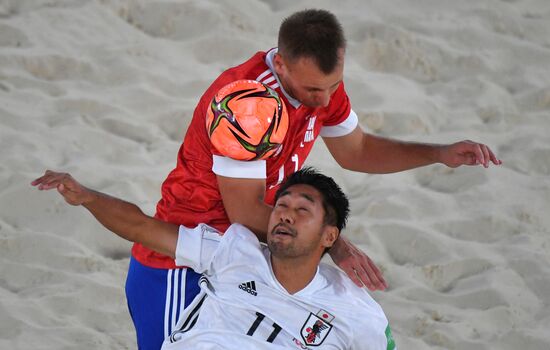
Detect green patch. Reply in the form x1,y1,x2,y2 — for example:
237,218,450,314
385,325,396,350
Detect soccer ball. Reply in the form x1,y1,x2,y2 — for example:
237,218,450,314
206,79,289,161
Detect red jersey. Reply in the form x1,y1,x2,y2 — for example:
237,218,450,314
132,48,359,268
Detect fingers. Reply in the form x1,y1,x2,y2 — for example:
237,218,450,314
364,257,388,290
30,169,53,187
479,144,490,167
338,250,388,291
352,266,375,291
470,142,486,167
31,170,72,191
341,263,364,288
474,143,503,167
456,141,501,168
353,256,387,291
486,145,502,165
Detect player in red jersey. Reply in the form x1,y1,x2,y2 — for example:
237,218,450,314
126,9,501,349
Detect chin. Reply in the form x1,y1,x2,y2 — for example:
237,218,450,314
302,101,323,108
268,241,292,257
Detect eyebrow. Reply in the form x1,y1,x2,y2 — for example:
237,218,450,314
279,190,315,203
304,80,342,91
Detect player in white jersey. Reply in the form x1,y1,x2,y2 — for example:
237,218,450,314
164,223,393,349
32,168,396,349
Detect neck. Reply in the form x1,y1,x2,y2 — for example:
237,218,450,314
276,75,297,102
270,255,320,294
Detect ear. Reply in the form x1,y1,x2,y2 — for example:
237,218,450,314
273,52,286,76
321,225,339,249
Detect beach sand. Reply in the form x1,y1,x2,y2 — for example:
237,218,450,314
1,0,549,348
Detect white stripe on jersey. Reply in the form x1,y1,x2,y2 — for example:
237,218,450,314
262,76,276,85
170,287,208,343
256,69,271,82
171,269,180,332
164,269,173,339
179,269,187,328
163,268,190,339
256,69,280,90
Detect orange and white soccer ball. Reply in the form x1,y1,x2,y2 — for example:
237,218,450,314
205,79,289,161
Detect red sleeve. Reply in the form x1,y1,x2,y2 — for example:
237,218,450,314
322,82,352,127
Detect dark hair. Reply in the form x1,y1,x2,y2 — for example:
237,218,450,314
278,9,346,74
275,167,350,232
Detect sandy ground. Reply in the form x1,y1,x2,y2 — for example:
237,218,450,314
1,0,550,349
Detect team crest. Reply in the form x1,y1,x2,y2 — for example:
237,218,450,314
300,310,334,346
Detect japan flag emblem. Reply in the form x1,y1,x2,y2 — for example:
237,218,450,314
300,310,334,346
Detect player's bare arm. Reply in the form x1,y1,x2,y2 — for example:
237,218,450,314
216,175,273,242
32,170,178,258
324,126,502,173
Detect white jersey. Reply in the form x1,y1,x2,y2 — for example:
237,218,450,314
161,223,396,350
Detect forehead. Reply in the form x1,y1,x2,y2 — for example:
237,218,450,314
277,184,323,204
286,56,343,88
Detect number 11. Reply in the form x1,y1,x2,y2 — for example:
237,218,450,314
246,312,282,343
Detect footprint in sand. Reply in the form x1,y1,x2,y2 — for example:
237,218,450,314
360,111,435,136
14,54,96,82
119,1,267,42
415,165,489,193
401,284,507,310
421,258,493,292
352,22,443,82
514,87,550,112
97,117,157,145
433,215,520,243
0,23,30,48
372,223,447,266
499,135,550,176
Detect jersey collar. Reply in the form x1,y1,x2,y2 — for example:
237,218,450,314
263,247,327,296
265,48,302,109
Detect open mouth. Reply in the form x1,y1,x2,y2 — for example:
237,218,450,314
271,224,296,237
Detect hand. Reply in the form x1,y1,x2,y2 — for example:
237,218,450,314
329,236,387,291
439,140,502,168
31,170,95,206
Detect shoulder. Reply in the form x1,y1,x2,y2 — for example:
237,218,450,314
223,223,262,247
318,82,353,126
318,264,391,347
213,51,269,88
196,51,270,111
318,263,386,316
327,82,350,108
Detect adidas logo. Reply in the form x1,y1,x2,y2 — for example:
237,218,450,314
238,281,257,296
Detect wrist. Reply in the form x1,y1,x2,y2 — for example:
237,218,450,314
82,188,99,206
431,144,445,164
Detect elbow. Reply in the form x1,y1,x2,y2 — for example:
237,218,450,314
334,154,362,172
338,159,356,171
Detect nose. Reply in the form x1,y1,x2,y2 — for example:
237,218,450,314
314,91,331,107
279,208,295,224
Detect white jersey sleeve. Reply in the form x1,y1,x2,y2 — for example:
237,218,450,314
212,155,266,179
174,223,223,273
319,109,359,138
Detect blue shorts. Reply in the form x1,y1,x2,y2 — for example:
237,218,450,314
125,256,201,350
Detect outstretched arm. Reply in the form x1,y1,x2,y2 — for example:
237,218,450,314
32,170,178,258
324,126,502,173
